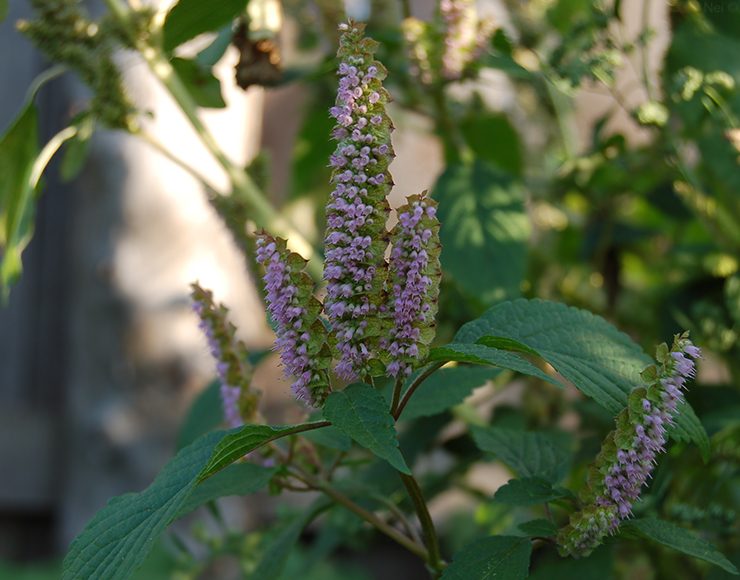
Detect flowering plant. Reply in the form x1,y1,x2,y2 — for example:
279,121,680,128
2,1,740,579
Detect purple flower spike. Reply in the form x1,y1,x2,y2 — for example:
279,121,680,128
323,21,394,380
380,194,442,378
191,283,261,428
256,231,332,407
558,332,701,557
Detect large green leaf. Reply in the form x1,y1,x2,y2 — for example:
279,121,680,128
428,344,563,389
441,536,532,580
517,519,558,538
63,423,324,580
492,476,572,507
176,380,223,450
433,161,530,304
163,0,247,53
400,365,502,420
178,462,275,518
251,498,333,580
470,425,570,484
0,100,39,294
455,299,709,457
323,384,410,474
623,519,738,575
460,113,523,177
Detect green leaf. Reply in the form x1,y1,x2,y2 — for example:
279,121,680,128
178,462,275,517
726,274,740,327
171,58,226,108
528,545,612,580
176,380,224,451
493,476,571,506
63,423,320,580
163,0,247,53
441,536,532,580
517,519,558,537
0,101,39,294
0,0,8,24
428,344,563,389
60,117,95,182
623,519,739,575
323,384,410,474
301,424,352,451
433,161,530,304
455,299,709,456
400,365,502,420
460,114,523,176
251,498,333,580
470,425,570,484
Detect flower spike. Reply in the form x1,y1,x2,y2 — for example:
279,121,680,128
557,332,702,557
255,231,332,407
191,283,261,427
323,21,394,380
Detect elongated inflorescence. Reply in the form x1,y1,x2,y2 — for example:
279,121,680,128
191,283,261,428
323,21,394,380
380,194,442,378
256,231,332,407
558,332,702,557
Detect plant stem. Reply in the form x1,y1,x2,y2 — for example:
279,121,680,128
398,472,445,574
394,362,444,420
101,0,323,279
390,378,404,416
287,466,430,561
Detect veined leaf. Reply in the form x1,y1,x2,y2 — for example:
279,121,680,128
518,519,558,538
163,0,247,53
455,299,709,457
323,384,410,474
400,365,502,420
63,422,326,580
433,161,530,304
178,462,275,518
428,344,563,389
622,519,738,575
470,425,570,484
493,476,571,506
441,536,532,580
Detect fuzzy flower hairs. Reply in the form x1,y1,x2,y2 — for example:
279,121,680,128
557,332,702,557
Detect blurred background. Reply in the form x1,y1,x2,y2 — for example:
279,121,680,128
1,0,739,578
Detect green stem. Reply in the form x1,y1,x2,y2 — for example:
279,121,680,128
101,0,323,280
399,472,445,574
394,362,444,421
288,466,430,561
390,378,404,416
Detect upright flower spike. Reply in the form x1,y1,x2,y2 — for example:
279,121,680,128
255,231,333,407
557,332,702,557
323,21,394,380
380,194,442,378
191,283,262,428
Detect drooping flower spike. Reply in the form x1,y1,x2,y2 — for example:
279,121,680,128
255,231,333,407
557,332,702,557
191,283,261,428
323,20,394,380
380,193,442,378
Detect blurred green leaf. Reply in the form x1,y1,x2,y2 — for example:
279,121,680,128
195,24,233,69
428,343,563,389
176,380,223,450
163,0,246,53
517,518,558,537
0,0,8,24
171,57,226,109
528,545,613,579
726,274,740,326
0,100,39,296
460,114,523,177
470,425,571,484
253,498,333,580
433,161,530,304
323,384,410,474
441,536,532,580
60,117,95,182
623,519,739,575
301,423,352,451
493,476,571,506
399,365,502,420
